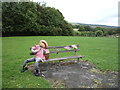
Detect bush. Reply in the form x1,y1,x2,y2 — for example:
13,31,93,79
95,30,103,37
2,2,74,36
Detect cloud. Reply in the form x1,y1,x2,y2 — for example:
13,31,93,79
91,10,118,26
33,0,119,26
93,16,118,26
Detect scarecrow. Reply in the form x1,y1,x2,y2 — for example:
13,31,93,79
21,40,49,76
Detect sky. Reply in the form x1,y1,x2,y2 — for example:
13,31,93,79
33,0,119,26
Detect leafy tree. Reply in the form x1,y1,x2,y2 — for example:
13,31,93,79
2,2,38,36
84,26,92,31
95,30,103,37
2,2,74,36
78,25,85,31
72,25,79,28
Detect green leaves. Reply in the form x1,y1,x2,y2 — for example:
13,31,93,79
2,2,74,36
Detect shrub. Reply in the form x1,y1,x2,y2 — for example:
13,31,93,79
95,30,103,37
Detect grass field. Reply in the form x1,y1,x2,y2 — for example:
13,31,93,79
0,37,2,89
2,36,118,88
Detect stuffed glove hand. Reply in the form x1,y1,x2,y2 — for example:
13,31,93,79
71,45,78,49
30,45,41,55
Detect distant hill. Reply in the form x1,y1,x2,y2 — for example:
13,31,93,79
70,22,118,28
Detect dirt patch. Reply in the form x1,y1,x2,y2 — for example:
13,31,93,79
27,60,118,88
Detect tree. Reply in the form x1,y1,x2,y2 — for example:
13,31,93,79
2,2,38,36
84,26,92,31
95,30,103,37
78,26,85,31
2,2,74,36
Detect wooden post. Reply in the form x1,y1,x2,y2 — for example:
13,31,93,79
74,49,77,55
55,48,59,58
77,57,80,62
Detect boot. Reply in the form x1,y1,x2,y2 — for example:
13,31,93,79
34,69,40,76
21,67,28,73
34,70,45,77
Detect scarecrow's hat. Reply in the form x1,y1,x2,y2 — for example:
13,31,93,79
39,40,48,48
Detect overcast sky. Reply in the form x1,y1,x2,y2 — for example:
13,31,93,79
33,0,119,26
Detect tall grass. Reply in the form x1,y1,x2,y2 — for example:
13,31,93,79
2,36,118,88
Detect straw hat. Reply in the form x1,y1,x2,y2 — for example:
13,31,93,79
39,40,48,48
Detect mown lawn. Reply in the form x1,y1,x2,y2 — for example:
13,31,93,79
0,37,2,89
2,36,118,88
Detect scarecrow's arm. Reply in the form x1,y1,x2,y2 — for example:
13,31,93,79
31,46,41,53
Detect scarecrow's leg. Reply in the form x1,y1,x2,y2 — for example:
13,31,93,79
21,57,35,72
34,58,42,73
23,57,35,67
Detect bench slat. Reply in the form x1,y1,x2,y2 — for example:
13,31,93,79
44,55,84,62
47,45,79,49
50,49,79,54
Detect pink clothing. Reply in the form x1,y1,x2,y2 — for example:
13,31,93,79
32,45,39,51
64,46,70,50
32,45,49,60
35,48,46,60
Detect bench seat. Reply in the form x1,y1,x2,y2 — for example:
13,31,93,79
44,55,84,62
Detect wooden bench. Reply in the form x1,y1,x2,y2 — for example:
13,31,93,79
44,45,85,62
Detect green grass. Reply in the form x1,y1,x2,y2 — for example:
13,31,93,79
0,37,2,89
2,36,118,88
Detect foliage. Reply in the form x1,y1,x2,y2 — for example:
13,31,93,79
74,25,118,37
84,26,93,31
2,2,38,36
78,25,85,31
2,2,74,36
95,30,103,37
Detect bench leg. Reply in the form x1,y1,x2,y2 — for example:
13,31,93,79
58,60,63,66
77,58,80,62
58,60,60,66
